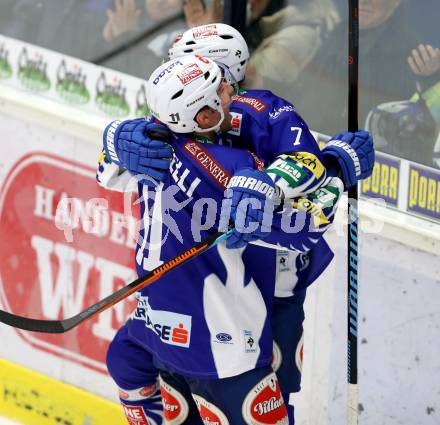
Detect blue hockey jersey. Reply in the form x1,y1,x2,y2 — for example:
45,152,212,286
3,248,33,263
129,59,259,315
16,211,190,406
127,133,334,379
221,89,323,164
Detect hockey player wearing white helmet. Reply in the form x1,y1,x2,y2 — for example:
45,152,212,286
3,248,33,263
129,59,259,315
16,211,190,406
104,55,345,424
99,23,375,424
168,22,250,84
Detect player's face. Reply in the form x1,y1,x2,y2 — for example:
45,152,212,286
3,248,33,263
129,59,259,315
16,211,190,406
218,82,235,131
359,0,401,29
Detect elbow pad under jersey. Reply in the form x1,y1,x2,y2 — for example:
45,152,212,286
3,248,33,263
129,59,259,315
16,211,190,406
96,150,137,193
265,152,329,200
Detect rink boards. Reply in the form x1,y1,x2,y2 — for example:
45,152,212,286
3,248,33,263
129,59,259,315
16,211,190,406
0,36,439,425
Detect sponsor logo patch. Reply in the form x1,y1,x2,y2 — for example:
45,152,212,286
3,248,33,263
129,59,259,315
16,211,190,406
132,296,191,347
177,63,204,86
227,112,242,136
244,330,257,353
193,24,218,39
122,404,150,425
160,378,189,424
232,95,267,112
285,152,325,179
153,61,183,85
214,332,233,344
242,373,288,425
184,141,231,188
193,394,230,425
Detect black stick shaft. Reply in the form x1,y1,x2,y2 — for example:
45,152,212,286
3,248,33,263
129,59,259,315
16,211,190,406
347,0,359,423
0,232,226,334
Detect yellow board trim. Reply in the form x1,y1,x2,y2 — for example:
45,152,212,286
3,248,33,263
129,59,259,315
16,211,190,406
0,360,126,425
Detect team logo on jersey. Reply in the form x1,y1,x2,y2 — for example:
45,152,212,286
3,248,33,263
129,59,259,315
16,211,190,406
193,394,230,425
242,373,288,425
192,24,218,39
160,378,189,424
271,341,282,372
122,404,150,425
133,296,191,347
295,332,304,373
227,112,242,136
231,95,267,112
268,105,296,120
177,63,204,86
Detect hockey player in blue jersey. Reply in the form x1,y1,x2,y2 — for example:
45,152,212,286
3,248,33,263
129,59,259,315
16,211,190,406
101,55,353,424
100,24,374,424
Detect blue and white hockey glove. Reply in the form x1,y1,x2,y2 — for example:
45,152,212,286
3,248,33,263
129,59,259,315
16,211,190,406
103,117,173,182
222,168,277,249
322,130,375,189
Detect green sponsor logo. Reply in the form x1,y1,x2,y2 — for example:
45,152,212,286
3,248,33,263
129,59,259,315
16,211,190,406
56,59,90,105
267,158,306,188
17,47,50,92
0,44,12,79
135,84,150,116
95,71,130,117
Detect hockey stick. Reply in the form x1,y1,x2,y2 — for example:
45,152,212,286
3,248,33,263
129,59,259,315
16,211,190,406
347,1,359,424
0,231,229,334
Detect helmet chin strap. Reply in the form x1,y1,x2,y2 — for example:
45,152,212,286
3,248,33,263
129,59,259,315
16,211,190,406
194,107,225,134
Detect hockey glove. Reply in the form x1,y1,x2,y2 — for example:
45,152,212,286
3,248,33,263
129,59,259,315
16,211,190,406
103,117,173,182
322,130,375,189
222,168,276,249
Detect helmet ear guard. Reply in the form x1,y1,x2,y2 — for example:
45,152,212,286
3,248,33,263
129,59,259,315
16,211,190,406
146,55,225,133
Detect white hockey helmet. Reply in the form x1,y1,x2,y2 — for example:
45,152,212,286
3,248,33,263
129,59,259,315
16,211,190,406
169,23,250,83
146,55,224,133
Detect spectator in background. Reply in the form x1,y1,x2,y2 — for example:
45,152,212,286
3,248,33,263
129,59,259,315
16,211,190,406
100,0,185,78
179,0,340,90
183,0,224,28
245,0,340,89
2,0,109,61
280,0,440,162
365,43,440,167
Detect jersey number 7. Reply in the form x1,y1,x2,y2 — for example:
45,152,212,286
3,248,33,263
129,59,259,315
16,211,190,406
291,127,302,146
